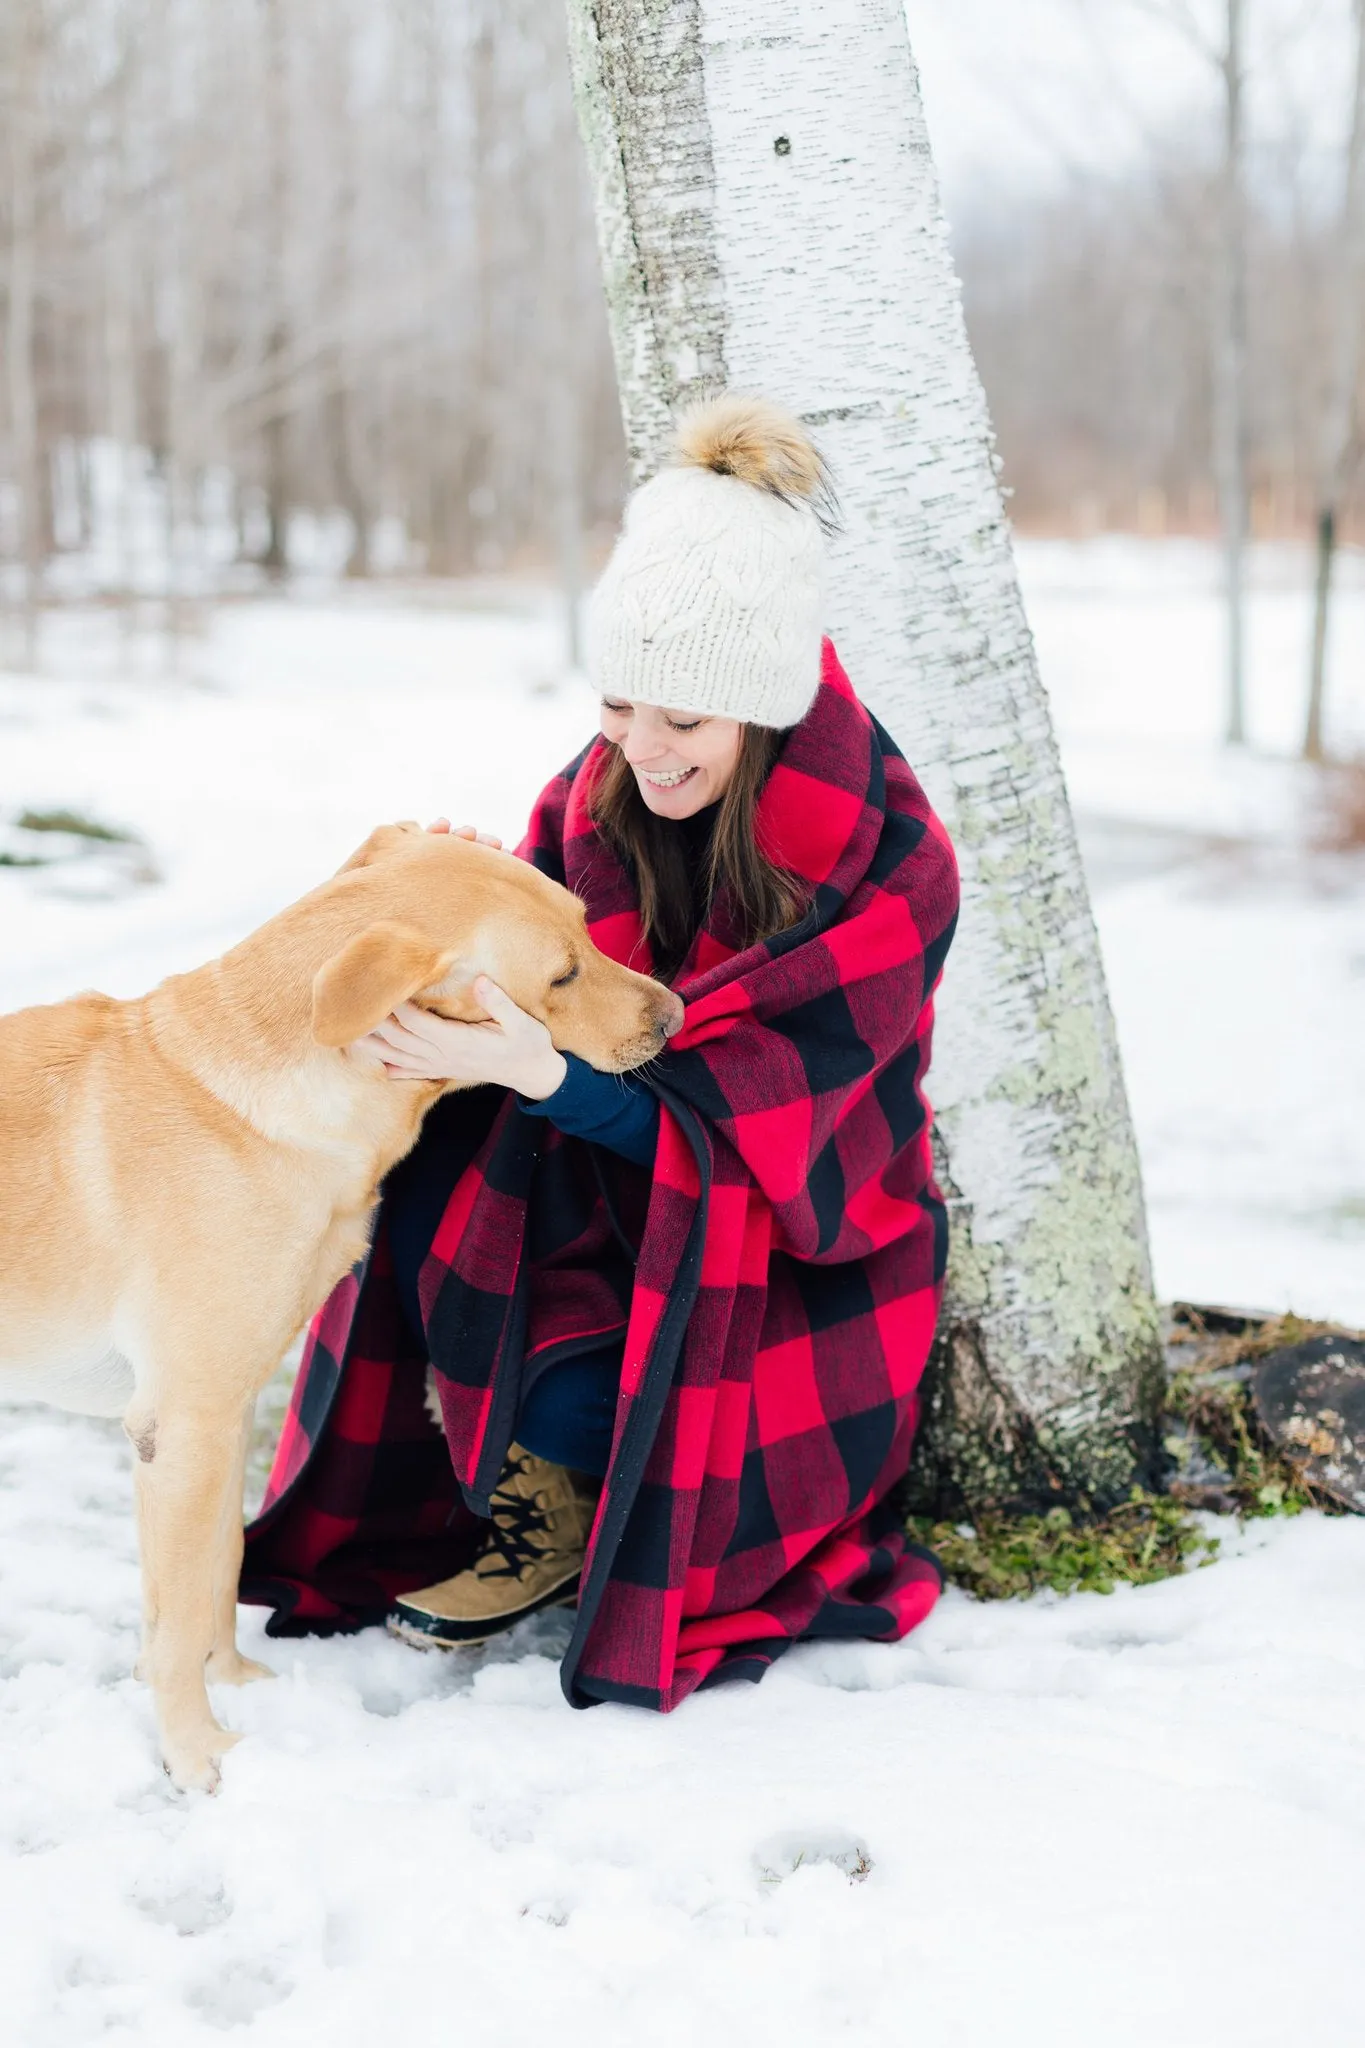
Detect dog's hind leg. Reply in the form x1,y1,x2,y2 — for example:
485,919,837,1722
205,1405,272,1688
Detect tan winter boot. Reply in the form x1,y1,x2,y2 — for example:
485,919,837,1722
387,1446,598,1649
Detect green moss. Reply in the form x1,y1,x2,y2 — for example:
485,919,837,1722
16,807,136,842
910,1487,1217,1600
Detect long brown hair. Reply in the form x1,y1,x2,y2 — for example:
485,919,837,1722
588,727,809,983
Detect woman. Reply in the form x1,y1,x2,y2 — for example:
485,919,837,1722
241,395,960,1709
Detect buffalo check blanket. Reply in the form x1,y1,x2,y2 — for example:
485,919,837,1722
241,641,960,1708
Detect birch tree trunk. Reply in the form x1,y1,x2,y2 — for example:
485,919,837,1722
1305,0,1365,765
564,0,1164,1514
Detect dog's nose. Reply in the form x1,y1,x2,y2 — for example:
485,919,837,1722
658,992,685,1040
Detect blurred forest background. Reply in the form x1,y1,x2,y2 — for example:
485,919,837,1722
0,0,623,616
2,0,1364,756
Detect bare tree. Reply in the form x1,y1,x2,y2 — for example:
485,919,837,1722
1305,0,1365,764
564,0,1164,1514
100,11,141,618
258,0,293,577
316,0,372,577
4,0,43,665
1215,0,1249,744
536,0,591,665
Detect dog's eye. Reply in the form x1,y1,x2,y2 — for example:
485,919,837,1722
550,963,579,989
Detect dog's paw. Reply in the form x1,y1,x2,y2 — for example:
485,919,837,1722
206,1648,274,1687
162,1725,241,1795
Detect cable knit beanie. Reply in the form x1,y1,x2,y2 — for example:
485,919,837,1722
586,394,829,729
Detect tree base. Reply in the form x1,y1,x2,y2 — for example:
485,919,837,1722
901,1316,1165,1522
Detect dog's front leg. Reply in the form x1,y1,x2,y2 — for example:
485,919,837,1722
133,1401,249,1792
205,1405,272,1687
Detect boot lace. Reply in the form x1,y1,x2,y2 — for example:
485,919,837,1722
476,1455,554,1581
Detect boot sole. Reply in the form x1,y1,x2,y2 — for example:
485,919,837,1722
386,1569,582,1650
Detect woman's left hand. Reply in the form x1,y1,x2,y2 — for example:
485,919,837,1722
361,978,567,1099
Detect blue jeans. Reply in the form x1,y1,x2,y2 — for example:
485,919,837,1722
515,1346,621,1477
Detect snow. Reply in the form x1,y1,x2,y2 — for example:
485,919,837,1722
2,1404,1363,2045
2,538,1363,2041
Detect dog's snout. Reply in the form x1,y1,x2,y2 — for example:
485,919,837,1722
657,991,686,1040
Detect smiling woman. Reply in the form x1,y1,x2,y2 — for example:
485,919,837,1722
241,395,960,1710
589,711,804,984
598,697,743,811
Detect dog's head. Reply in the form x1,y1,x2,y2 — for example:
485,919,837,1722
310,822,684,1073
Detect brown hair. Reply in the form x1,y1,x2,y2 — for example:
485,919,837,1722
588,727,809,983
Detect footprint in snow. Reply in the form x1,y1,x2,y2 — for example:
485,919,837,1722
1066,1625,1180,1653
134,1880,233,1939
184,1961,293,2028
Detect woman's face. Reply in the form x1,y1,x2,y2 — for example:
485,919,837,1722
600,696,744,819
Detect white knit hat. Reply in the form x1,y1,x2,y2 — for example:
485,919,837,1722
586,394,829,729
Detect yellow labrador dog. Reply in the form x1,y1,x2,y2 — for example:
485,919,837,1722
0,822,681,1790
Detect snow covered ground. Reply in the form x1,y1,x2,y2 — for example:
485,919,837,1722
1,537,1363,2043
3,1403,1363,2047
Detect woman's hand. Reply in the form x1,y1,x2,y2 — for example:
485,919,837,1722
361,979,567,1099
427,818,503,848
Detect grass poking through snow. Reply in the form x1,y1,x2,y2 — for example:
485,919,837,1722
14,807,138,843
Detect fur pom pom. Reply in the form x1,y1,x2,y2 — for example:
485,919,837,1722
673,393,832,517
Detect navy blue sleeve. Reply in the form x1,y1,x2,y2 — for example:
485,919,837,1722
516,1053,659,1168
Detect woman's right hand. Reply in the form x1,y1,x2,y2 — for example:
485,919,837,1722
427,818,503,849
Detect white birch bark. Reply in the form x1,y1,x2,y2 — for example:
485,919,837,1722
565,0,1163,1510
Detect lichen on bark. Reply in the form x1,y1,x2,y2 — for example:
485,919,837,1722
906,1137,1163,1518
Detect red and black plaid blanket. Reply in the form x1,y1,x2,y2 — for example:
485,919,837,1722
241,640,959,1707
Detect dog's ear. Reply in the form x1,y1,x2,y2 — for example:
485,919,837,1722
334,821,424,875
312,922,457,1047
